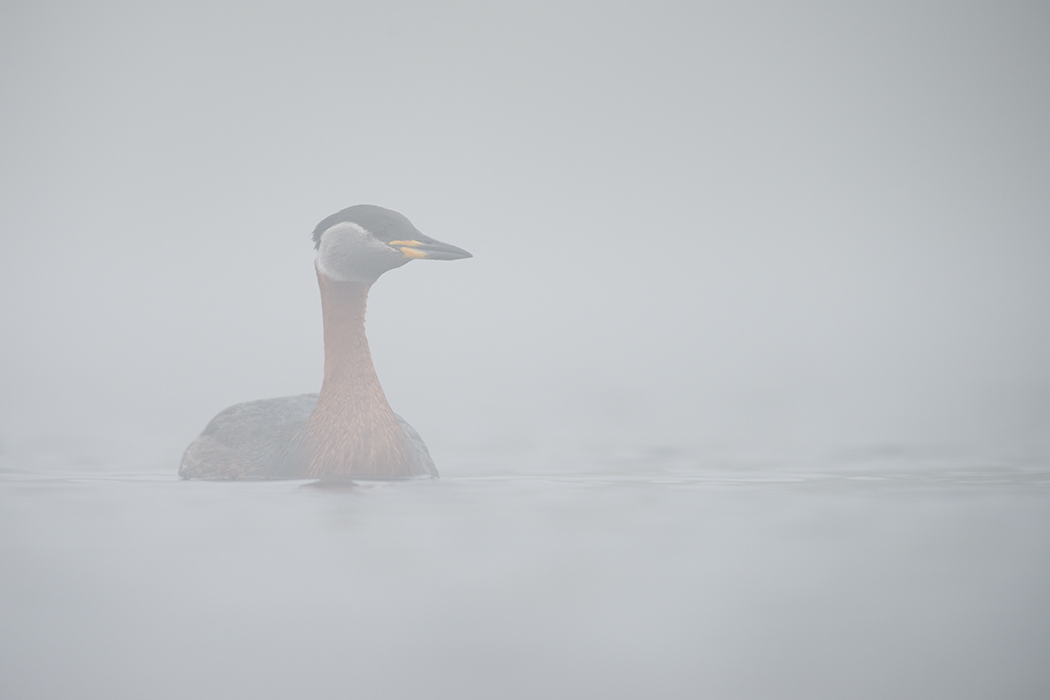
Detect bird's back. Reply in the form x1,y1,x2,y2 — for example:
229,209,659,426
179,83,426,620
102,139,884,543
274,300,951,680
179,394,436,480
179,394,317,479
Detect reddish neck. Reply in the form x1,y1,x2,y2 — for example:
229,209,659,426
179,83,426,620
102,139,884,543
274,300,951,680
317,272,378,391
297,268,411,478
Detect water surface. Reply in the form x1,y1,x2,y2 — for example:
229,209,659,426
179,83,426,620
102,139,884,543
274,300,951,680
2,447,1048,699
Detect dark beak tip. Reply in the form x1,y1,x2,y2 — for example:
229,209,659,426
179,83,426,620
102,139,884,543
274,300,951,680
415,239,472,260
433,245,472,261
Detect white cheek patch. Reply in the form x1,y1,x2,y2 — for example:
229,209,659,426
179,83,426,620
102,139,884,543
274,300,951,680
315,221,403,283
316,222,371,282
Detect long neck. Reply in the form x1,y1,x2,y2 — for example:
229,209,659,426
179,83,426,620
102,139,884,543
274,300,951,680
297,268,412,478
318,272,378,392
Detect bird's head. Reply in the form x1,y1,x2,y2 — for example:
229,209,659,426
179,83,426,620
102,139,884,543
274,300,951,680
312,204,472,284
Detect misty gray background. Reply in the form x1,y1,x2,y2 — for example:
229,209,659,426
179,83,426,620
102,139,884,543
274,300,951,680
2,4,1050,700
2,0,1048,464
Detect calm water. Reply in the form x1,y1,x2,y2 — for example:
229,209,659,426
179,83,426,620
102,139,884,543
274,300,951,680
2,445,1049,700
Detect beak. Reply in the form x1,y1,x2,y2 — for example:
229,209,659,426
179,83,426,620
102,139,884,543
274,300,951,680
388,236,473,260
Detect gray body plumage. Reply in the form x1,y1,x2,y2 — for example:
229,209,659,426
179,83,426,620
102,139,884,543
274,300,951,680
179,395,437,480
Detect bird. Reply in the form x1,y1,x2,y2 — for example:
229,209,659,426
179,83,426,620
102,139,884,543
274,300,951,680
179,205,472,481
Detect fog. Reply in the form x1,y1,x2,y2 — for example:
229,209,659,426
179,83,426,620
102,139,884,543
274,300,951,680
2,1,1049,698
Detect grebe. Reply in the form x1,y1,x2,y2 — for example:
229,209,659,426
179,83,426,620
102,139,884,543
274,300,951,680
179,205,472,480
